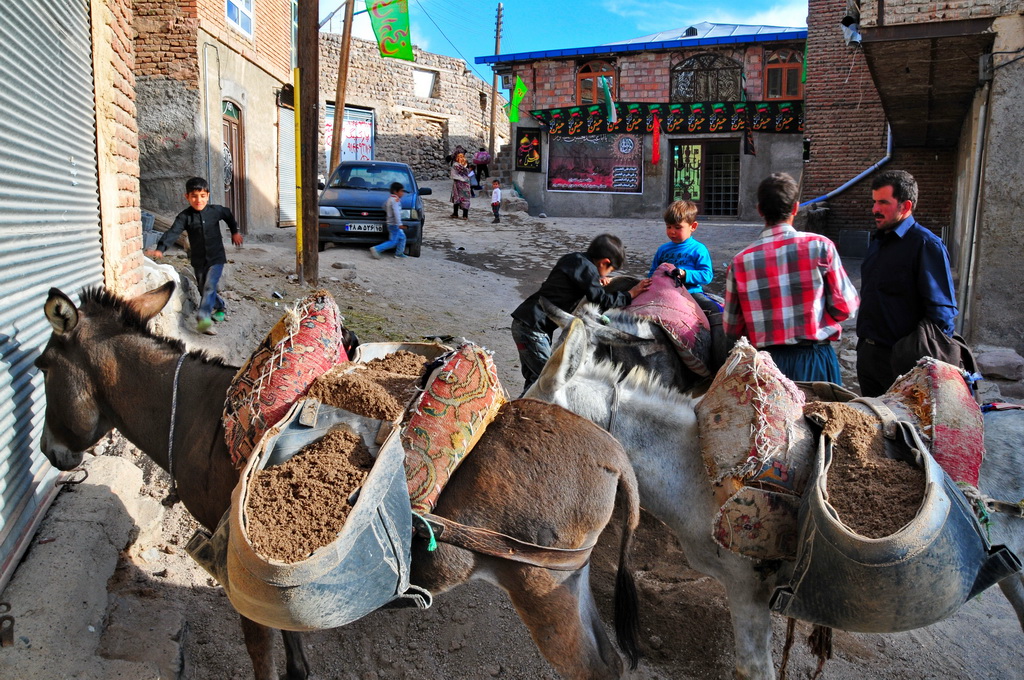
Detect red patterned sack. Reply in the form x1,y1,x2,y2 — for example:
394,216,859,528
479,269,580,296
402,343,506,514
223,290,345,469
882,358,984,486
626,262,712,376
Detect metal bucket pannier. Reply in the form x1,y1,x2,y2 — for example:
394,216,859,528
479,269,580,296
770,420,1021,632
188,398,424,631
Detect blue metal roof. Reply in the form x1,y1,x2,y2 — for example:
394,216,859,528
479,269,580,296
475,21,806,65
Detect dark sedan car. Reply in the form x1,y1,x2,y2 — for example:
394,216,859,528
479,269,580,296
318,161,431,257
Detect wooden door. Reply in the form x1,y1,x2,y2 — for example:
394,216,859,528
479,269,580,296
222,100,247,234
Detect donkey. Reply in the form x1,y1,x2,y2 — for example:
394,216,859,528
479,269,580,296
527,315,1024,679
35,283,641,680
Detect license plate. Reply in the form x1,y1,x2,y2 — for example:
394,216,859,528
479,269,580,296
345,222,382,232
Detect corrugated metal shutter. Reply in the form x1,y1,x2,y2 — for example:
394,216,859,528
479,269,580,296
278,106,296,225
0,0,103,591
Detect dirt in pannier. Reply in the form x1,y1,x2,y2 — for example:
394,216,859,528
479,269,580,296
245,427,373,563
361,349,430,375
805,401,926,539
307,351,426,420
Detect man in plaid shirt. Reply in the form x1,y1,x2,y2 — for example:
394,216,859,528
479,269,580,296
724,173,859,384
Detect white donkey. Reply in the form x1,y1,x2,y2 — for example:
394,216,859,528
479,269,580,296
526,313,1024,679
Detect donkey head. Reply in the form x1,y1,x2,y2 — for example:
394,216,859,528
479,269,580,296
36,283,175,469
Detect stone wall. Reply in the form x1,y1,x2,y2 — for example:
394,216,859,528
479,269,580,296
93,0,143,295
319,34,510,180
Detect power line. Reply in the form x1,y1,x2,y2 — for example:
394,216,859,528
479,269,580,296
412,0,492,82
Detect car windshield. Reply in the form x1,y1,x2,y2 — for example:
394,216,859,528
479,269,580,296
328,167,414,191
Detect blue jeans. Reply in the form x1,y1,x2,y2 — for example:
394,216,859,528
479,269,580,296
761,342,843,385
195,263,225,318
511,318,552,395
374,224,406,256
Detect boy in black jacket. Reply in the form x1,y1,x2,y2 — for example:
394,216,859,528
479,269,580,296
511,233,650,393
144,176,242,335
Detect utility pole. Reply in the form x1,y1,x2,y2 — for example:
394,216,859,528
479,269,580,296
329,0,356,173
296,0,319,284
487,3,503,157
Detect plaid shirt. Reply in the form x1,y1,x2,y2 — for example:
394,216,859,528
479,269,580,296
724,224,859,347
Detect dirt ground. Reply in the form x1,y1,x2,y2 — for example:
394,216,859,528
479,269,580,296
5,184,1024,680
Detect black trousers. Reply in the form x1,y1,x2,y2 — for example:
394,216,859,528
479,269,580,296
856,338,895,397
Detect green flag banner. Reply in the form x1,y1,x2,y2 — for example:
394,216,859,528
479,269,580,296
365,0,414,61
509,75,528,122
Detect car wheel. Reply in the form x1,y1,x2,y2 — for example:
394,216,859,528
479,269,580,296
317,240,326,252
408,240,421,257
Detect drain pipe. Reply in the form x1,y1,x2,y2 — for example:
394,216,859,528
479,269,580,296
959,83,991,337
202,42,221,183
800,124,892,208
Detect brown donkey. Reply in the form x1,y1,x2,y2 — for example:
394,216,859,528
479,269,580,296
35,282,640,680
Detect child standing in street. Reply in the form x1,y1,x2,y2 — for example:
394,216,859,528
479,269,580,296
490,180,502,224
370,182,408,259
511,234,651,393
648,199,716,311
144,176,242,335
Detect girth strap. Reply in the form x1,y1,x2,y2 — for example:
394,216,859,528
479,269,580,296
416,513,596,571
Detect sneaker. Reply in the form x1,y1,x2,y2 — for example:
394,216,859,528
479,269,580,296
202,327,218,336
212,310,226,322
492,218,500,224
196,317,213,333
394,253,409,259
368,247,381,260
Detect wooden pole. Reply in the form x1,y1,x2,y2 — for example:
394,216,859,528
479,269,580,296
329,0,356,173
297,0,319,284
487,3,503,157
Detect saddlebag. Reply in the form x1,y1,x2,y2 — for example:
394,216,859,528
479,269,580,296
188,397,426,631
770,418,1021,632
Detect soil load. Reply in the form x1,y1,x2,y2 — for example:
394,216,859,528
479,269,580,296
245,428,374,563
805,402,926,539
307,350,428,421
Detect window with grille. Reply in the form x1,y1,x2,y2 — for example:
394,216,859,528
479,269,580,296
577,61,614,106
227,0,254,37
765,49,803,100
671,53,742,102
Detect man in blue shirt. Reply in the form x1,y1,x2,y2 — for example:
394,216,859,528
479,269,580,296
857,170,958,396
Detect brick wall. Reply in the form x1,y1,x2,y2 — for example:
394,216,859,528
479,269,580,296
860,0,1015,26
802,0,957,238
802,0,889,236
197,0,292,81
319,34,509,180
95,0,143,295
508,44,800,112
134,0,200,85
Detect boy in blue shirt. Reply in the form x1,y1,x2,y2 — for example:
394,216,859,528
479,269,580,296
648,199,715,310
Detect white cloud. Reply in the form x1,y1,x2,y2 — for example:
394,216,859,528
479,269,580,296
601,0,807,36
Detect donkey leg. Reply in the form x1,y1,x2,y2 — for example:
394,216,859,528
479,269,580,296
998,573,1024,631
281,630,311,679
724,580,776,680
238,615,278,680
503,564,624,680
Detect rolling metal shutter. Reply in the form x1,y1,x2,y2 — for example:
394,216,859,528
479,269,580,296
0,0,103,591
278,106,297,225
324,105,375,170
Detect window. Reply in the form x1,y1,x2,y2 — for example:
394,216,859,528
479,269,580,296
577,61,614,105
412,69,439,98
765,49,803,100
227,0,254,37
671,53,742,102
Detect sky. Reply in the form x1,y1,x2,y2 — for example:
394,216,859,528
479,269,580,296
319,0,809,92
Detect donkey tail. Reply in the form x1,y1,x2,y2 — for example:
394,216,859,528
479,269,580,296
613,460,641,669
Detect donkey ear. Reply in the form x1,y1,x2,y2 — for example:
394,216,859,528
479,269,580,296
539,297,576,329
44,288,80,335
127,281,176,322
533,318,587,395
